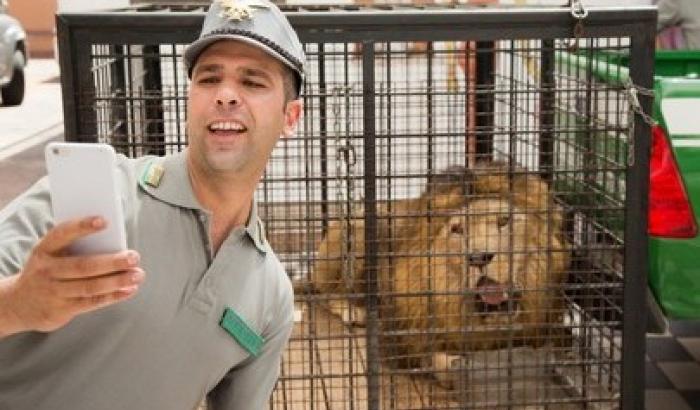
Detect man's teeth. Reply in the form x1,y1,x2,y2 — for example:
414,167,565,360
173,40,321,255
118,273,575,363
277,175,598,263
209,122,245,131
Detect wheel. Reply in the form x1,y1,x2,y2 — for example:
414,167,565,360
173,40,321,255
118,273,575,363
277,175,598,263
1,51,26,106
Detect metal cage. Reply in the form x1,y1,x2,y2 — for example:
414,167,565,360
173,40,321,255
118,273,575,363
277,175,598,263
57,4,655,409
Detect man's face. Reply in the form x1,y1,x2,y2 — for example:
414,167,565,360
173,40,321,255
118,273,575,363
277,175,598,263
187,40,301,177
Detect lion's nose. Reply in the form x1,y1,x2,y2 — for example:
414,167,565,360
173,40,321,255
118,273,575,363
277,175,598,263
468,252,495,267
476,275,499,288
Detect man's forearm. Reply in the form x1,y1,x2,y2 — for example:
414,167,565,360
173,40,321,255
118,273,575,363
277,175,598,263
0,274,25,339
656,0,681,31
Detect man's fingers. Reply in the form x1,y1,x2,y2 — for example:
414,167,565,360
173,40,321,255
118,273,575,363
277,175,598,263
70,286,140,315
37,217,106,255
48,251,140,280
57,268,145,298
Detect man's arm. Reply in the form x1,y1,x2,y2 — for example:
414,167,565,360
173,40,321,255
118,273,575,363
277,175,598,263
207,281,295,410
657,0,682,31
0,181,145,339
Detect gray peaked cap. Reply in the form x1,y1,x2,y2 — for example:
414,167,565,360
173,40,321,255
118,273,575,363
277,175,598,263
184,0,305,96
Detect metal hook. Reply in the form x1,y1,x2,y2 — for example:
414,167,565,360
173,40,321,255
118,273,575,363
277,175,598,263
566,0,588,52
570,0,588,20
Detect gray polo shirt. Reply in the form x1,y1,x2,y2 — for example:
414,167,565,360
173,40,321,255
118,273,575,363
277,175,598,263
0,150,294,410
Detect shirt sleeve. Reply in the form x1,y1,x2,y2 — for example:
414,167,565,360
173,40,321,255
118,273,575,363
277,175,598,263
657,0,682,31
207,275,295,410
0,177,53,277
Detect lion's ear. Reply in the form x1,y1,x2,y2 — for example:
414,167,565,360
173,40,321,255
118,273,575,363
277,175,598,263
426,165,475,197
433,191,465,209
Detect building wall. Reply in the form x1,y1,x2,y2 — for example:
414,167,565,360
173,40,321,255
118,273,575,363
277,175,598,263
58,0,130,12
500,0,652,4
5,0,129,58
7,0,57,58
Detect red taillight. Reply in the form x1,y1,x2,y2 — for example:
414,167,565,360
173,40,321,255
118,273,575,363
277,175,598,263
648,125,698,238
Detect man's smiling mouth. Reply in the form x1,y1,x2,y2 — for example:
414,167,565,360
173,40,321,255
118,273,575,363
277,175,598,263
208,121,247,134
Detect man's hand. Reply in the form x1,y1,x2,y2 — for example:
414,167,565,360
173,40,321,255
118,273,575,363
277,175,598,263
0,216,145,337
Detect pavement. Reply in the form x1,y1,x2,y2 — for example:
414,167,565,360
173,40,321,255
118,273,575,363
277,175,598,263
2,57,700,410
0,58,62,208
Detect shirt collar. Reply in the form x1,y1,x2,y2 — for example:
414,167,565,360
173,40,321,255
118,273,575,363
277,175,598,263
138,150,268,254
138,150,199,209
245,202,269,254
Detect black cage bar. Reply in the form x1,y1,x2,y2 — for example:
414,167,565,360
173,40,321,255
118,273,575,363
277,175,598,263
57,5,656,409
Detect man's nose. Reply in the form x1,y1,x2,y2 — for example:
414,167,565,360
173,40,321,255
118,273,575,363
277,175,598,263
216,96,238,106
215,87,239,107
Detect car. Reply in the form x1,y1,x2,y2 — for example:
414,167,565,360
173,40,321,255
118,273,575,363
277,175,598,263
0,0,26,106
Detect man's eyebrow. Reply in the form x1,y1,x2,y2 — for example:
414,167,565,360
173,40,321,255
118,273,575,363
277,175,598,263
193,63,223,75
241,67,273,80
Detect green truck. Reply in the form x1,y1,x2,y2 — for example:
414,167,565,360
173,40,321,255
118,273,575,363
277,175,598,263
646,51,700,321
563,50,700,324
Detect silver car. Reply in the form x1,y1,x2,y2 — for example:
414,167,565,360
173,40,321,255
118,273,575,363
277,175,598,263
0,0,26,106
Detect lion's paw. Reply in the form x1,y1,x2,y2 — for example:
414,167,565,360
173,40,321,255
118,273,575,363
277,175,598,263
432,352,469,389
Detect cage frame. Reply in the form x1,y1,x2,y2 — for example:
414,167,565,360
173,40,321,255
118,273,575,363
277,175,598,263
56,5,656,409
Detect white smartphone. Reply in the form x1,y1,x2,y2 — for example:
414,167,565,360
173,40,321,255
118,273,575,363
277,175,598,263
45,142,127,255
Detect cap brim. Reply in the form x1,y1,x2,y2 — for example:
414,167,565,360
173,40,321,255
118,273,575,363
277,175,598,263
184,34,299,78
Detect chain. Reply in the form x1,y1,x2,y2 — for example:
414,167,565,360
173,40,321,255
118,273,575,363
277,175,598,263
624,78,656,166
624,78,655,127
332,86,356,291
566,0,588,52
332,86,344,199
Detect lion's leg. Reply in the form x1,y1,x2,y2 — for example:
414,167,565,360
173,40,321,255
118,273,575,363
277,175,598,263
430,351,469,389
327,299,366,327
326,299,348,321
346,303,366,327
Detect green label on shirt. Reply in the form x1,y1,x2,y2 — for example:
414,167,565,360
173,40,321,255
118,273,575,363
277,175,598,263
220,307,264,357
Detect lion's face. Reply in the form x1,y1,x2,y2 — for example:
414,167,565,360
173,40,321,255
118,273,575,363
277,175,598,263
430,198,562,333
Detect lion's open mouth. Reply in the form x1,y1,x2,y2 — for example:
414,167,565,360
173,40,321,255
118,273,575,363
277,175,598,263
474,276,522,314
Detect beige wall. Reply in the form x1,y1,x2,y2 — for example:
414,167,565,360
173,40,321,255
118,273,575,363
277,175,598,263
58,0,129,12
7,0,57,58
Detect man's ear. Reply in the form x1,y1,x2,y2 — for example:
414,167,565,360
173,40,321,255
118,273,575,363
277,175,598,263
282,99,303,138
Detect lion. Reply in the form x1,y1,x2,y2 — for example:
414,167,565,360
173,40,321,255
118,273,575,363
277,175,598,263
308,166,473,324
308,163,570,388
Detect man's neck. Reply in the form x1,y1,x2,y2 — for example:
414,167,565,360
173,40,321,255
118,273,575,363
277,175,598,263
186,157,257,253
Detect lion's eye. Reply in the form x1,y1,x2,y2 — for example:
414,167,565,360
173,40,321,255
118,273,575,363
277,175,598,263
497,216,510,228
450,223,463,234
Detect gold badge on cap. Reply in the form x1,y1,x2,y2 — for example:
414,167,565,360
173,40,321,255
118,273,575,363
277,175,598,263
218,0,269,22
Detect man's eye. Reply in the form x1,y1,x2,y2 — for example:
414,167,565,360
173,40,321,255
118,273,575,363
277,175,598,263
197,76,220,84
243,79,264,88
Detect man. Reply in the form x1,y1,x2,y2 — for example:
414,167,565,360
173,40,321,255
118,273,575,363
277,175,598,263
656,0,700,49
0,0,303,408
